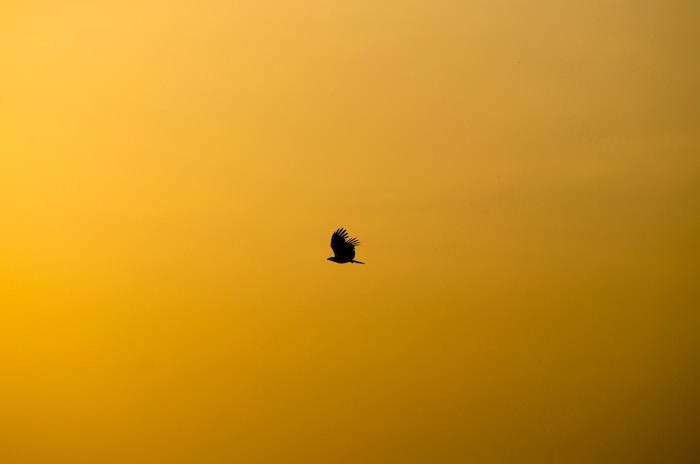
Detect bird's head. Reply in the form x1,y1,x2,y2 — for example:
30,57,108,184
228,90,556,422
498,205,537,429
327,257,338,262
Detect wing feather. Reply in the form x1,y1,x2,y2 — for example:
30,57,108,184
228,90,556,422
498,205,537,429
330,228,360,261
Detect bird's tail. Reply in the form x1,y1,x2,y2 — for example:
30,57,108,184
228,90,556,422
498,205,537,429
351,260,365,264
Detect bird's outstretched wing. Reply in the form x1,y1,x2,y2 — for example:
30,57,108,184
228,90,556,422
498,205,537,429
330,228,360,259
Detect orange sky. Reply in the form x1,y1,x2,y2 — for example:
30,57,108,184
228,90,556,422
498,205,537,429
1,1,699,462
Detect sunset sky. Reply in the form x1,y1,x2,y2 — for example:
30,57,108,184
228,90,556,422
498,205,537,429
1,1,699,462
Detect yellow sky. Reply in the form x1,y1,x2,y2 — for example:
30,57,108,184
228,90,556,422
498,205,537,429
1,1,699,462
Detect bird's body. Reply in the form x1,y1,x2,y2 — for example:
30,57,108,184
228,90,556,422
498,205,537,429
327,228,364,264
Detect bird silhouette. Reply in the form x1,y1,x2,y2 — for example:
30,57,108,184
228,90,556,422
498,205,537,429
327,228,364,264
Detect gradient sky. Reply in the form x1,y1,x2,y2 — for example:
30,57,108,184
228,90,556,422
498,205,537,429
1,1,699,463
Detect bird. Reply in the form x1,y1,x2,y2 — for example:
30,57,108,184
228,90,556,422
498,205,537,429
327,228,364,264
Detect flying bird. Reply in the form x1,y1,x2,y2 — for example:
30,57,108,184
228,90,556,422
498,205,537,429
327,228,364,264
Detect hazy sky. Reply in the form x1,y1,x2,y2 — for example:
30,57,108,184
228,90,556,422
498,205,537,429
1,1,699,462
